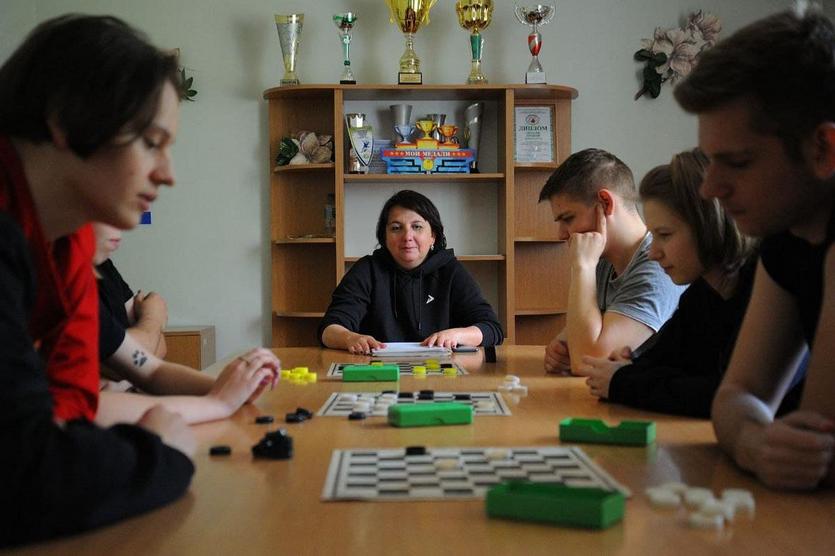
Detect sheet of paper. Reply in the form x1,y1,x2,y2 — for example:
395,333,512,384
371,342,451,358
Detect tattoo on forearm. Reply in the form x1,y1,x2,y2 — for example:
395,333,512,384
132,350,148,367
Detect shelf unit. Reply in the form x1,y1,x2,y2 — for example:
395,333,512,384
265,84,577,347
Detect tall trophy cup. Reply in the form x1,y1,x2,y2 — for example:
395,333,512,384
455,1,493,84
385,0,438,84
333,12,357,84
426,113,446,142
464,102,484,172
390,104,414,146
345,113,373,174
514,4,555,84
275,13,304,86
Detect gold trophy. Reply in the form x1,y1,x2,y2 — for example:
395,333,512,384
275,14,303,86
455,1,493,84
385,0,438,85
438,124,460,149
415,119,439,149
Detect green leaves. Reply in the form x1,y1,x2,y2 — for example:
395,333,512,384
179,68,198,102
275,137,299,166
634,50,667,100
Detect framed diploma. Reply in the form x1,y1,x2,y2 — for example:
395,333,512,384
514,106,554,163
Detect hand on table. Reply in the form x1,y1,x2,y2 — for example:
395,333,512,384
575,354,629,399
209,348,281,413
544,336,571,375
346,333,384,355
422,328,469,349
747,410,835,490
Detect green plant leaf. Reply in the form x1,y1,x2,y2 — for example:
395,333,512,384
634,48,653,61
651,52,667,65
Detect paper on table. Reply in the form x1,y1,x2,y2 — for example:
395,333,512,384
371,342,451,358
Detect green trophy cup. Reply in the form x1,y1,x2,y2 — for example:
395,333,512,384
455,0,493,84
275,13,303,86
333,12,357,84
385,0,438,85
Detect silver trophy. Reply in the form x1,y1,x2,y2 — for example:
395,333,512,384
333,12,357,84
275,13,304,85
464,102,484,172
514,5,555,84
390,104,414,146
426,113,446,142
345,113,373,173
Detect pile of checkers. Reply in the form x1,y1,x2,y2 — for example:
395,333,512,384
645,482,756,530
498,374,528,396
280,367,318,384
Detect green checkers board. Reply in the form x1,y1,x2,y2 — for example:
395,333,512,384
559,418,656,446
486,482,625,529
387,402,473,427
341,364,399,382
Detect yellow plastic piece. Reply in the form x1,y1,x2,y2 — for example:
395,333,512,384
305,372,318,383
370,362,384,367
280,370,293,379
294,367,309,374
413,366,427,374
443,368,457,377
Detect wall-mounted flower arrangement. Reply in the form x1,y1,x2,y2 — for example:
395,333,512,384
634,11,721,100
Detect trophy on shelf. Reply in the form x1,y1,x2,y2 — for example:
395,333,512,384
455,0,493,84
426,113,446,142
438,124,460,148
385,0,438,84
414,119,439,149
275,13,304,86
390,104,414,147
514,4,555,84
345,113,374,173
464,102,484,172
333,12,357,84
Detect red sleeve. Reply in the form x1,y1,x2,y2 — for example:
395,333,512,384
45,224,100,421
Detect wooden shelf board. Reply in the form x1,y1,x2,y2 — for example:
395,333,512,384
515,309,567,316
514,237,565,243
264,84,578,101
344,172,504,183
273,163,334,173
274,237,335,244
274,311,325,318
514,162,559,170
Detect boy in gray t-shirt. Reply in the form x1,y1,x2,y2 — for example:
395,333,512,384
539,148,685,374
596,233,684,333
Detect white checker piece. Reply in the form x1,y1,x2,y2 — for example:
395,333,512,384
317,391,512,417
322,446,628,501
326,361,468,377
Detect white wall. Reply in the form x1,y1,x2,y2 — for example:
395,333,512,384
0,0,802,357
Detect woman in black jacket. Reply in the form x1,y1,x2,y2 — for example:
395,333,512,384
319,190,503,354
575,149,771,417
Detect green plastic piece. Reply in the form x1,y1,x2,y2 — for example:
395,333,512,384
387,403,473,427
342,364,400,382
559,418,656,446
486,481,625,529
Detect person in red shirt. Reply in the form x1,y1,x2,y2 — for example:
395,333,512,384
0,14,278,546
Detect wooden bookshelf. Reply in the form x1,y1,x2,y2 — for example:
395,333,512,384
265,84,577,346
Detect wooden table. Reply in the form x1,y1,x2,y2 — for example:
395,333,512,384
16,346,835,555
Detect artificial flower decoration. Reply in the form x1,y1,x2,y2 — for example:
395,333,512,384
634,10,721,100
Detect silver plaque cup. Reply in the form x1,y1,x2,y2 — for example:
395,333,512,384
464,102,484,172
514,4,555,84
333,12,357,84
390,104,414,146
345,113,373,174
275,13,303,86
426,113,446,142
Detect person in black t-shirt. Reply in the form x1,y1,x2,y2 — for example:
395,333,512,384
675,7,835,489
92,223,280,425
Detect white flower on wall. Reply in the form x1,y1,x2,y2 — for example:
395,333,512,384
634,10,722,100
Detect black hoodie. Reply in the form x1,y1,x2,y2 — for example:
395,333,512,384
318,247,503,346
